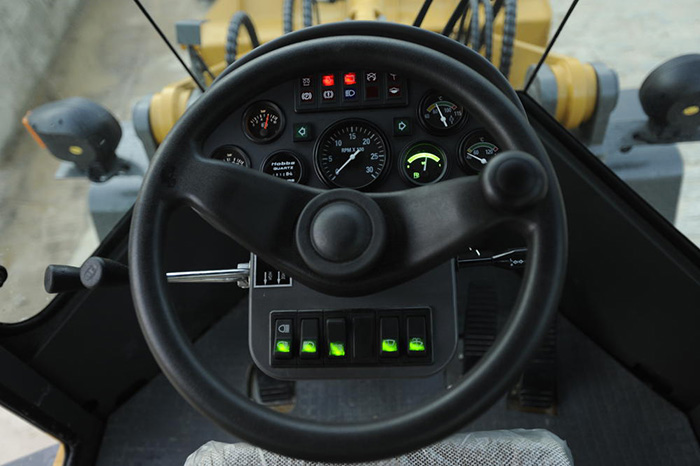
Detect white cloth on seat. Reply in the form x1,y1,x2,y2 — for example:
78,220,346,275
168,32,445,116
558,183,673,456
184,429,573,466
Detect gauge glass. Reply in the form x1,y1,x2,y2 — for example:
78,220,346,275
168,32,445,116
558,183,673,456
262,151,305,183
401,142,447,185
210,145,250,167
315,120,388,189
243,101,284,143
419,92,466,133
460,130,500,173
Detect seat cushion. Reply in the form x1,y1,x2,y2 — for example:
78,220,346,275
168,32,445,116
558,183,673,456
184,429,573,465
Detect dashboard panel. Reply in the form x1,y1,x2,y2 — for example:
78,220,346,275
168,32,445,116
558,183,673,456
202,70,501,193
202,71,504,379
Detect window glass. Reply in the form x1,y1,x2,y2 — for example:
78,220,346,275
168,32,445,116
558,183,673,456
0,1,207,323
527,1,700,245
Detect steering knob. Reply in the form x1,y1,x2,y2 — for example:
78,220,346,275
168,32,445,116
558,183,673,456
310,202,372,262
481,151,548,211
296,190,386,278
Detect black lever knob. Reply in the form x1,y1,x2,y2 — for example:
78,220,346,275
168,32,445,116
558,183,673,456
44,265,84,294
481,151,548,212
80,257,129,289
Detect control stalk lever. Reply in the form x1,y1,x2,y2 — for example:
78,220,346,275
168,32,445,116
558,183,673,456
457,248,527,270
44,258,251,293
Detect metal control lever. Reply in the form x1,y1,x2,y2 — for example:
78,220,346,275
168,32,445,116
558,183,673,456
44,258,251,293
457,248,527,270
167,267,250,287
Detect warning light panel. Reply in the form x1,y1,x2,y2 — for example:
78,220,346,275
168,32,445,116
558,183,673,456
322,74,335,87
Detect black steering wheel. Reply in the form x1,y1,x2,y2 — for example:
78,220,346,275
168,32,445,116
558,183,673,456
129,25,567,463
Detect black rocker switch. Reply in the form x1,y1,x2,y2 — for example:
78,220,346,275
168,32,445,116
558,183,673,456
326,318,347,358
380,317,400,357
407,316,428,356
273,319,293,359
299,319,320,359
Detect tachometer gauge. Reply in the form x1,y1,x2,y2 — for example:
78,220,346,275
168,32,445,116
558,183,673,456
210,145,250,167
243,101,284,143
419,92,466,133
315,120,389,189
401,142,447,185
459,129,500,173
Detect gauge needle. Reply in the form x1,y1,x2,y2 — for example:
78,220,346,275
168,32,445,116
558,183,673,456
264,114,270,130
335,149,361,175
466,152,487,165
435,104,448,127
422,157,428,171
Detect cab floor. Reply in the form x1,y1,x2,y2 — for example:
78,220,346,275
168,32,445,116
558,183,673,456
96,298,700,466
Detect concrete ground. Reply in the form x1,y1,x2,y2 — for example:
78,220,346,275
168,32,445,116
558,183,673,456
0,0,698,464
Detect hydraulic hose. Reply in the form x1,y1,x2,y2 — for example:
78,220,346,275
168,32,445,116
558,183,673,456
500,0,517,79
225,11,260,65
284,0,314,34
480,0,494,61
468,0,480,51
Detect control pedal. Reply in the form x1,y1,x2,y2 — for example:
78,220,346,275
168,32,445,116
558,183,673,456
507,318,558,415
247,366,296,413
462,280,558,415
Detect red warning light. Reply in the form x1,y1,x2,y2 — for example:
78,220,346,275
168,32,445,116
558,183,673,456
343,72,357,85
322,74,335,87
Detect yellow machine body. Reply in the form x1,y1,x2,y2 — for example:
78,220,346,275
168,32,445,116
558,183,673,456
149,0,599,143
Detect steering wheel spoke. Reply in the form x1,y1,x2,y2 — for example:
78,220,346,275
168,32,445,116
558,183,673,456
175,155,319,261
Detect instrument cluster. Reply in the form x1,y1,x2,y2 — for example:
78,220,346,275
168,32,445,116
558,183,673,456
204,71,502,192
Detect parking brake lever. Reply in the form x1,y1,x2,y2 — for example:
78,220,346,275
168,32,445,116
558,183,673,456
44,257,251,293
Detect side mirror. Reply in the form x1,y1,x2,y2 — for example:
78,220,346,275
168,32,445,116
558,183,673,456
22,97,124,182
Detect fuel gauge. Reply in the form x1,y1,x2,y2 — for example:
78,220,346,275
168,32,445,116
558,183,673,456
401,142,447,185
459,130,500,173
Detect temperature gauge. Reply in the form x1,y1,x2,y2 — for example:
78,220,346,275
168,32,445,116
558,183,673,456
401,142,447,185
459,130,500,173
243,101,284,143
419,92,466,133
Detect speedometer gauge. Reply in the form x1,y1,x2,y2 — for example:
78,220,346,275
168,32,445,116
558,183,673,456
314,120,389,189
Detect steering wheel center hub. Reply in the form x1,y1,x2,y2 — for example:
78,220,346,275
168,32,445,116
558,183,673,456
296,189,386,278
310,201,372,262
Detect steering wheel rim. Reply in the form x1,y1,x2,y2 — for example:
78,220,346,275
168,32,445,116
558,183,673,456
129,30,567,462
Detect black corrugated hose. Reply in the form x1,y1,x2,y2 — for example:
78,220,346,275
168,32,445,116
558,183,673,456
225,11,260,65
284,0,315,34
499,0,517,79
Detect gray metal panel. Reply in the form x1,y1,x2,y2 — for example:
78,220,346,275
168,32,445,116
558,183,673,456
249,259,459,379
